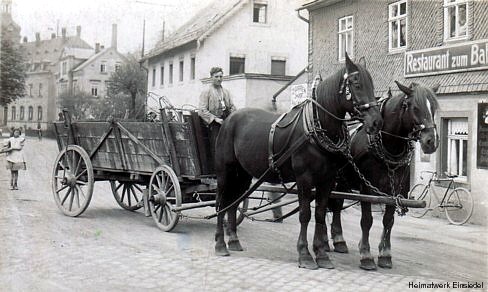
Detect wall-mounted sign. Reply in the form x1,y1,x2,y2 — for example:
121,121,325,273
477,102,488,169
291,84,308,106
404,39,488,77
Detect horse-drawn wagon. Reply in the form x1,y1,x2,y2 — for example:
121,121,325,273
51,105,248,231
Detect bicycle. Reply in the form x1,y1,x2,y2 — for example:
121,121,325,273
408,171,474,225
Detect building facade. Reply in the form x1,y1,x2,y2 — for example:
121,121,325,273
142,0,308,112
301,0,488,224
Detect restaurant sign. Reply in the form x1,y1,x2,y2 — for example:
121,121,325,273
404,39,488,77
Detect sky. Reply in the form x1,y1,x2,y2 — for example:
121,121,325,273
11,0,215,54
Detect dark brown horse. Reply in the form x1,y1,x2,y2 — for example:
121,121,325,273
329,81,439,270
213,54,383,269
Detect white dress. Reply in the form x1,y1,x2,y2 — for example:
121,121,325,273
4,136,26,170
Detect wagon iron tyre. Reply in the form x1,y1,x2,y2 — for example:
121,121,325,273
445,187,473,225
52,145,94,217
148,165,182,231
110,181,145,211
408,183,431,218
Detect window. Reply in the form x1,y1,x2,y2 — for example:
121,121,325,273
38,83,43,97
60,83,67,93
37,106,43,121
253,1,267,23
73,80,78,92
152,68,156,87
19,106,24,120
444,0,468,41
62,61,67,74
179,60,184,82
388,0,407,51
28,106,33,121
271,59,286,75
230,57,245,75
160,66,164,85
28,83,33,97
444,118,468,180
169,63,173,84
338,15,354,61
100,63,107,73
91,86,98,97
11,106,16,120
115,63,121,72
190,57,196,80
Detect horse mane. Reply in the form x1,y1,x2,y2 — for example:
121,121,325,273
411,83,439,115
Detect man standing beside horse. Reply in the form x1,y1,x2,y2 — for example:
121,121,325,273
198,67,236,155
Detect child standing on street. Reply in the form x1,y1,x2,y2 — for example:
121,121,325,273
1,128,26,190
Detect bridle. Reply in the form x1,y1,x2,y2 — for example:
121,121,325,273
338,71,380,119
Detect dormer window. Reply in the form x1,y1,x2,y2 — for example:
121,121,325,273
253,0,267,24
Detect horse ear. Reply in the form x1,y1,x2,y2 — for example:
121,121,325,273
345,52,357,73
395,80,413,96
358,56,367,68
387,87,392,98
431,83,440,93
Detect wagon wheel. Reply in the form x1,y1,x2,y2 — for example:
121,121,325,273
110,181,145,211
148,165,182,232
52,145,94,217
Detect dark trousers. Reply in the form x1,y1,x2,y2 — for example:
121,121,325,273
209,122,221,168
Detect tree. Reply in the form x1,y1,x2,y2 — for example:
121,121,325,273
57,91,96,120
106,55,147,119
0,38,26,106
90,92,146,120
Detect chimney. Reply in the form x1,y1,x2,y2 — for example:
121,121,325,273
51,33,56,39
95,43,100,53
111,23,117,49
61,27,66,39
76,25,81,37
35,32,40,45
23,36,28,43
100,45,105,50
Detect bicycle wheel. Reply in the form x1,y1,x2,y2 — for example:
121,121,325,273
408,183,431,218
445,187,473,225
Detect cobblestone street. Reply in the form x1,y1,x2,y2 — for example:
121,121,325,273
0,138,487,291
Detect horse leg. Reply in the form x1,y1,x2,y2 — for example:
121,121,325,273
358,202,376,270
297,182,318,270
215,212,229,256
378,205,395,268
226,167,251,251
313,183,334,269
329,198,349,253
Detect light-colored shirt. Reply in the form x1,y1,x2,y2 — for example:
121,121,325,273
198,85,236,125
3,136,25,163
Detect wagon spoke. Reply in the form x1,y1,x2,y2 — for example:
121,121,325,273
154,204,161,213
76,180,87,186
162,174,169,193
151,184,161,194
60,189,71,206
54,175,65,180
71,150,76,170
133,184,143,193
56,184,69,194
121,184,127,203
77,185,86,200
158,206,164,223
129,186,140,203
75,169,87,180
68,187,75,211
165,184,174,196
74,154,82,176
74,186,81,208
127,184,132,206
115,182,123,192
156,174,162,189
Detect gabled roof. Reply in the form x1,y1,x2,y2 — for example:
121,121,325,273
72,46,128,72
142,0,244,61
61,47,94,60
21,36,93,64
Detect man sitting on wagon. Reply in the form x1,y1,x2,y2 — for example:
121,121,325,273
198,67,236,153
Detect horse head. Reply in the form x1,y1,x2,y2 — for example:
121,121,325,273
343,53,383,135
395,81,440,154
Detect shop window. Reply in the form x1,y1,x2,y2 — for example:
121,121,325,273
179,60,184,82
190,57,196,80
19,106,24,120
443,0,468,41
160,66,164,85
37,106,43,121
338,15,354,61
388,0,407,51
230,57,245,75
28,106,33,121
271,59,286,75
443,118,468,180
253,1,267,24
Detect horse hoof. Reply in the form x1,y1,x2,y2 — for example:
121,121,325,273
359,258,377,271
334,242,349,253
298,256,319,270
378,256,392,269
215,244,230,256
227,240,244,251
316,257,335,269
